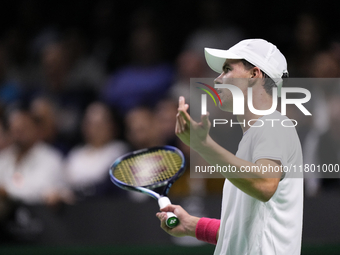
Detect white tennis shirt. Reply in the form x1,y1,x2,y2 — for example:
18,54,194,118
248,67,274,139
214,111,303,255
0,142,64,204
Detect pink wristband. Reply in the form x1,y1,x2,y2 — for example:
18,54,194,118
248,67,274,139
195,217,220,245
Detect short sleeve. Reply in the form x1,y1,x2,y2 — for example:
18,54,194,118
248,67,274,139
251,118,293,165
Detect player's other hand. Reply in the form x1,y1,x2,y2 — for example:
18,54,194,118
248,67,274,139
156,204,200,238
175,96,211,150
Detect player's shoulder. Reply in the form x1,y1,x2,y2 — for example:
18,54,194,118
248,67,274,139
261,111,297,132
246,110,298,140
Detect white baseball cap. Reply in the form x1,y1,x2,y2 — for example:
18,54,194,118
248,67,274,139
204,39,288,95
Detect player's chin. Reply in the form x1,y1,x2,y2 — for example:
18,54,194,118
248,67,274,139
218,103,232,112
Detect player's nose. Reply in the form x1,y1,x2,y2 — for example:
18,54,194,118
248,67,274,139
214,73,223,84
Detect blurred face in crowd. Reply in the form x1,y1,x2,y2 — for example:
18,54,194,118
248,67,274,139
130,27,161,66
295,13,320,52
9,111,40,152
0,121,11,151
310,52,340,78
125,107,160,149
177,51,207,79
30,97,58,143
154,99,177,143
41,42,70,89
82,102,115,147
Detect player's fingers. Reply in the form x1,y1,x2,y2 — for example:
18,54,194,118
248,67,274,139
156,212,167,220
178,98,190,114
160,218,170,232
160,204,181,213
178,113,187,131
156,212,171,231
176,113,185,132
202,111,210,128
178,96,185,108
175,114,181,134
179,110,191,125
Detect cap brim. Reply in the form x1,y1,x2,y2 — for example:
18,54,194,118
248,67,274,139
204,48,241,73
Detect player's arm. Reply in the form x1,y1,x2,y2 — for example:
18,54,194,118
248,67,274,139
196,135,281,202
176,97,281,202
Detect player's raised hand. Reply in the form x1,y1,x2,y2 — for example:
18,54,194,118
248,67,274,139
156,204,200,238
175,96,211,150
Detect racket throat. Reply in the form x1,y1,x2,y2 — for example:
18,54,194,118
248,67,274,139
162,182,173,196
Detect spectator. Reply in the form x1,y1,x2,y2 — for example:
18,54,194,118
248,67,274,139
62,28,106,92
0,121,10,153
124,106,163,150
154,98,178,146
30,97,59,148
184,0,244,61
64,102,128,200
101,26,174,115
304,93,340,196
302,50,340,196
0,44,22,106
168,50,209,103
33,41,98,152
0,106,66,206
287,13,324,77
309,51,340,134
317,94,340,190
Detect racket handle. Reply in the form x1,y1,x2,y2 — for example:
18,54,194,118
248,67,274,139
158,197,179,228
165,212,179,228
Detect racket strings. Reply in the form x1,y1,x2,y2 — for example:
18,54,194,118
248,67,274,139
113,150,182,187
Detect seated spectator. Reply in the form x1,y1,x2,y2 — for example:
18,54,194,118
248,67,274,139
30,96,69,155
32,41,98,153
0,106,66,206
101,26,174,115
154,98,178,146
316,94,340,190
124,106,163,150
304,92,340,196
0,44,22,106
184,0,244,61
124,106,165,202
287,13,324,77
168,50,209,103
0,117,11,152
64,102,128,200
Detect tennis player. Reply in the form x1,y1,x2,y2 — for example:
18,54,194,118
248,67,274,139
157,39,303,254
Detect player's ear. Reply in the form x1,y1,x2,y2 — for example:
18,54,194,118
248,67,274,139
250,67,262,78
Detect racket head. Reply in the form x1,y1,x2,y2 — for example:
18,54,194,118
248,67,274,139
109,145,186,197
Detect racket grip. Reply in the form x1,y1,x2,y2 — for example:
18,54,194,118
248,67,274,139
158,197,179,228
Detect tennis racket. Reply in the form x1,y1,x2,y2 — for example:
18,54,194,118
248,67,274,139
109,145,186,228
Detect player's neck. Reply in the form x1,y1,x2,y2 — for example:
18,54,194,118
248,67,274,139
237,92,274,133
236,112,262,133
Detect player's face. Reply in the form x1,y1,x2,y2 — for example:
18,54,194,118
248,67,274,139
214,59,252,112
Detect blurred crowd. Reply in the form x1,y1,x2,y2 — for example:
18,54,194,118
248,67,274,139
1,0,340,243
